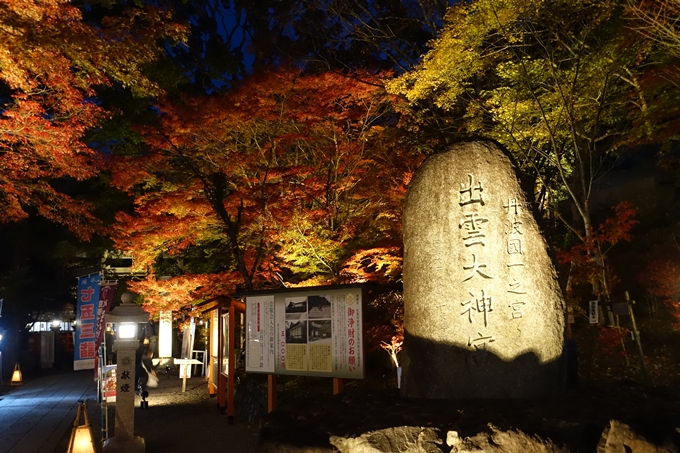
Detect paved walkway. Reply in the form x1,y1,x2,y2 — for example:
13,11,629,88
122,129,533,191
0,370,96,453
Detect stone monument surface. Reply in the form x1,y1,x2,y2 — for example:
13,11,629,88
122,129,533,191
401,141,566,399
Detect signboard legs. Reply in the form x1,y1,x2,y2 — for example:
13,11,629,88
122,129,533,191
333,378,343,395
267,374,277,413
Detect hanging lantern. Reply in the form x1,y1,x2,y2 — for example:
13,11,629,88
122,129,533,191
11,363,22,385
67,401,95,453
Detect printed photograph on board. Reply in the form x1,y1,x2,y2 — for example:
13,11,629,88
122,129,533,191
285,296,308,344
285,320,308,343
285,297,308,318
308,320,332,343
308,295,331,319
307,295,332,346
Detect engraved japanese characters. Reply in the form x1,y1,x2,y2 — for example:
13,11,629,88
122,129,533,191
401,141,566,399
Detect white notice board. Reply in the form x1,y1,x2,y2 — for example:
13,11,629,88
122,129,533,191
245,287,364,379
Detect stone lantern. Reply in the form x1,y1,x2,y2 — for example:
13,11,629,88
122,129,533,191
102,292,148,453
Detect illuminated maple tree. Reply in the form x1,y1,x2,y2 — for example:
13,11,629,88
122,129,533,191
0,0,186,239
110,67,422,309
556,202,639,298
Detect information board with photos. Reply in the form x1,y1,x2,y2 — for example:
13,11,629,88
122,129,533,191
245,287,364,378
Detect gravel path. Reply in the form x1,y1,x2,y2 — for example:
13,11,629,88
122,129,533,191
52,373,260,453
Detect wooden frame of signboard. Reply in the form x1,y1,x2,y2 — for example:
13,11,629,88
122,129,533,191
197,296,245,425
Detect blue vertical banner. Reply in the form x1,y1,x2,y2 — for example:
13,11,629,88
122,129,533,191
75,273,101,370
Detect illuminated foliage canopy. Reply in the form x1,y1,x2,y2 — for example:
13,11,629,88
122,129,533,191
0,0,186,239
110,68,422,313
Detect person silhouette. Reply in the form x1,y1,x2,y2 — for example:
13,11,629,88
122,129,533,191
137,346,157,408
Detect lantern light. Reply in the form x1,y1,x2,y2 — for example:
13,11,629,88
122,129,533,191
105,292,149,342
70,425,95,453
11,363,22,385
67,401,95,453
118,322,137,340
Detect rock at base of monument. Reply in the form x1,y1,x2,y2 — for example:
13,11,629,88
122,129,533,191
598,420,678,453
401,140,566,399
330,426,442,453
256,420,337,453
256,421,680,453
447,424,564,453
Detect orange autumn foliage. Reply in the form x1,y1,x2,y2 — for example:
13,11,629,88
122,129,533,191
556,202,639,291
0,0,186,239
110,67,423,309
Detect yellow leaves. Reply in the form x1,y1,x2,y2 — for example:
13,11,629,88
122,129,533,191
1,0,187,100
339,246,403,284
388,0,642,135
386,0,652,225
2,0,68,22
386,0,546,109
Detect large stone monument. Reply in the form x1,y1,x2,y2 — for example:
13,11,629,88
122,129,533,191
401,141,566,399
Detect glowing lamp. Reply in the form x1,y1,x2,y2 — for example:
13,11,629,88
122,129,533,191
70,426,95,453
105,292,149,342
118,322,137,340
67,401,95,453
11,362,22,385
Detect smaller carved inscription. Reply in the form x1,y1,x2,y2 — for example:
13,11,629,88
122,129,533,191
507,218,523,235
504,197,522,215
507,278,527,294
507,238,522,254
508,301,526,319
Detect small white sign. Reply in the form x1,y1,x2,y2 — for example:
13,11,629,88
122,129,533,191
589,300,599,324
245,295,276,373
158,310,173,358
